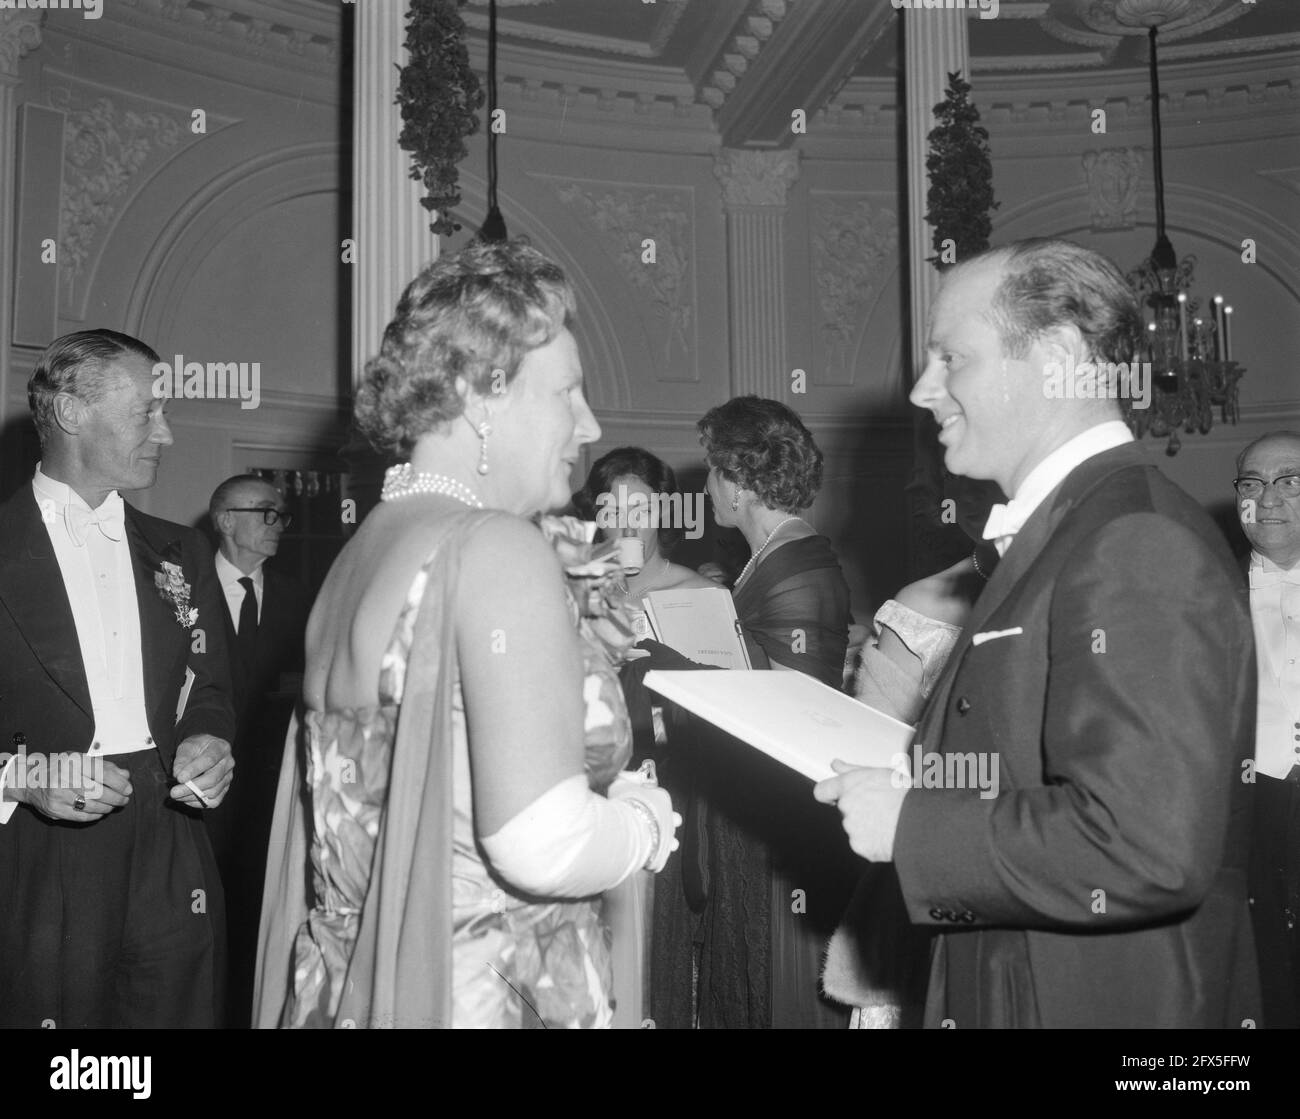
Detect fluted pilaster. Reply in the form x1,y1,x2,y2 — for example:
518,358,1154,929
714,148,800,400
352,0,438,387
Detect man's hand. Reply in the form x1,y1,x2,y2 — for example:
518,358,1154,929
13,754,132,823
813,760,909,862
171,735,234,809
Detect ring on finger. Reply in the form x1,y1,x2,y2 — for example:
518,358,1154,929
73,793,86,812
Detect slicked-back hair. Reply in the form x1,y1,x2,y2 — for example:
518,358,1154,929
698,395,823,514
573,446,687,557
27,329,161,447
962,239,1142,367
209,473,277,527
354,238,576,461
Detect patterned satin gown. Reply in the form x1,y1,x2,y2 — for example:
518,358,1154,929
281,551,634,1029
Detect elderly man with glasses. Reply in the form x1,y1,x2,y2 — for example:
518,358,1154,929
206,473,311,1027
1235,431,1300,1028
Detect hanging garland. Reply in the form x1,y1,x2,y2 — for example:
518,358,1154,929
924,72,998,269
396,0,484,237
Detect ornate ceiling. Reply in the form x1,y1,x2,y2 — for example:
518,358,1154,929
52,1,1300,145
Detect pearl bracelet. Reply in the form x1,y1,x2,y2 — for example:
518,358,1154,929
623,796,661,869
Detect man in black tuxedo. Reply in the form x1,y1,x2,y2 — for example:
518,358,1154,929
817,239,1259,1027
205,473,309,1027
0,329,235,1028
1234,430,1300,1028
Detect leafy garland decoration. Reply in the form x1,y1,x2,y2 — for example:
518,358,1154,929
396,0,485,237
924,72,998,269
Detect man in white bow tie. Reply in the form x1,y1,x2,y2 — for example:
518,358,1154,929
1236,430,1300,1028
0,329,236,1028
816,239,1259,1028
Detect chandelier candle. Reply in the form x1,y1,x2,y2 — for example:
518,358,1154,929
1223,306,1233,362
1212,295,1225,361
1177,293,1189,362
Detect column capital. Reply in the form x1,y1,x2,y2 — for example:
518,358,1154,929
0,9,42,81
713,147,800,209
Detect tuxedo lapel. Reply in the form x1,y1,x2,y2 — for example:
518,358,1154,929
914,443,1150,755
0,486,94,720
125,506,187,735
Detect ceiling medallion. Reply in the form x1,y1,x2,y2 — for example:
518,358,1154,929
1042,0,1252,46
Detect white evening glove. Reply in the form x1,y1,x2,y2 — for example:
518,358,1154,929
480,769,678,898
607,760,680,873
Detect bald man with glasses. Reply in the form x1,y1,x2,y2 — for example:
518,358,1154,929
207,474,311,1027
1235,431,1300,1028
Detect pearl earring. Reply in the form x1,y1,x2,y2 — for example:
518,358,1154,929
476,421,491,475
730,493,740,512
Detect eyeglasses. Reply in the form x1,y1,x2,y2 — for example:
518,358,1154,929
225,507,293,527
1233,475,1300,500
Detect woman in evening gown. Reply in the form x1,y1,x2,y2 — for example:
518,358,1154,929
253,240,676,1029
639,396,855,1028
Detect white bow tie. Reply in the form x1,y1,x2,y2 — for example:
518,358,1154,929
982,501,1030,555
65,493,125,547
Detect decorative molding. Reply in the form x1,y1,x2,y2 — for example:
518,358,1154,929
1040,0,1252,49
1082,147,1143,230
94,0,339,71
47,79,222,319
699,0,791,111
810,194,898,373
0,8,42,78
713,147,799,209
545,177,695,369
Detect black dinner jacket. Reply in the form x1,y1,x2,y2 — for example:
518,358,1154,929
216,563,308,735
0,483,235,782
893,442,1260,1028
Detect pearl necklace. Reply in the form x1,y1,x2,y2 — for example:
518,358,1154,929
971,548,991,581
380,463,484,508
735,516,800,588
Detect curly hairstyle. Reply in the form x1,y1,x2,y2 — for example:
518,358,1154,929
573,446,688,557
698,396,823,514
27,329,161,447
354,238,576,460
969,238,1141,366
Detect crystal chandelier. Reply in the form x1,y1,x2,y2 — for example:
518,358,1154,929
1124,22,1243,455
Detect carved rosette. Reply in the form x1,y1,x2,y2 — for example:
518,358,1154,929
0,9,43,79
49,85,192,316
811,195,898,369
549,178,694,365
713,148,800,209
1082,148,1144,230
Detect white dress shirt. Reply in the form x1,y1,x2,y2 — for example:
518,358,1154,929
983,421,1135,556
0,468,155,824
1248,551,1300,780
216,550,263,630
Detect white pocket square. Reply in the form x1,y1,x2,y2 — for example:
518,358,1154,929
971,626,1024,647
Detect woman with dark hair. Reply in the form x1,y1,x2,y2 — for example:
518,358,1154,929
646,395,855,1029
574,447,715,618
254,239,676,1029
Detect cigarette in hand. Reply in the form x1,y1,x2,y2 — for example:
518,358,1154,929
184,778,212,807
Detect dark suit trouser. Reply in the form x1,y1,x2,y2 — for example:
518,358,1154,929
1249,769,1300,1029
0,749,225,1028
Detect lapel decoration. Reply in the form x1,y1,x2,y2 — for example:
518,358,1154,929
154,559,199,629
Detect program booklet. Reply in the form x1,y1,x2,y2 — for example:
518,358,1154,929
643,668,914,782
641,587,752,670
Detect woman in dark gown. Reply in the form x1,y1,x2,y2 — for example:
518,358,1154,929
641,396,855,1028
